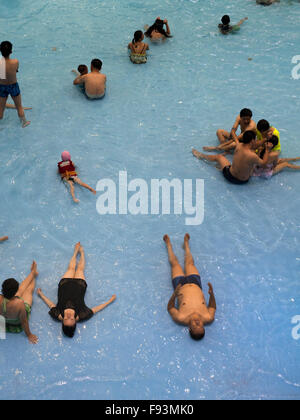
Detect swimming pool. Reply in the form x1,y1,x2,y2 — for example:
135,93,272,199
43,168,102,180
0,0,300,400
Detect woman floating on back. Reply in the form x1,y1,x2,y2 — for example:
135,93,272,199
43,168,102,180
128,31,149,64
144,17,172,42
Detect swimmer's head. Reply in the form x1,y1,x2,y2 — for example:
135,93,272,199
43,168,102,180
77,64,88,75
241,130,256,144
2,278,19,299
267,135,279,149
257,119,271,134
189,315,205,341
0,41,13,58
133,30,144,43
61,151,71,162
221,15,230,25
62,310,77,338
91,58,102,71
240,108,253,125
62,322,76,338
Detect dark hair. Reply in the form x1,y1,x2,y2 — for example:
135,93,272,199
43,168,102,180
132,30,143,44
257,119,270,133
189,328,205,341
91,59,102,70
240,108,253,118
241,130,256,144
221,15,230,25
260,135,279,159
77,64,88,75
0,41,13,58
145,19,172,38
62,323,77,338
2,278,19,299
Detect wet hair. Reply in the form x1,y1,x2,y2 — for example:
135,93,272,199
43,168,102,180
145,19,172,38
0,41,13,58
62,323,76,338
221,15,231,25
77,64,88,75
260,135,279,158
240,108,253,118
257,119,270,133
2,278,19,299
91,59,102,70
132,30,143,44
240,130,256,144
189,328,205,341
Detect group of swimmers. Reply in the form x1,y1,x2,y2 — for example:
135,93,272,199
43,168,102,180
0,9,299,345
192,108,300,185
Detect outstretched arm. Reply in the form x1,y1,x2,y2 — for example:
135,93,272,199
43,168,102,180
37,288,56,309
92,295,116,315
0,236,8,242
236,17,248,27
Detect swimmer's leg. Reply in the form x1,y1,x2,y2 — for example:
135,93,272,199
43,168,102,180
277,157,300,164
66,179,80,203
63,242,81,279
11,94,30,127
6,104,32,110
192,149,231,170
73,178,96,195
273,162,300,175
17,261,38,302
183,234,200,277
0,96,8,120
0,236,8,242
163,235,185,279
74,245,86,280
203,140,236,152
216,129,231,144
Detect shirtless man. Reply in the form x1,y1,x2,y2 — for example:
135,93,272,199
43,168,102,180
0,261,38,344
0,236,8,242
204,108,256,153
73,59,106,100
164,234,216,341
0,41,30,127
193,130,270,185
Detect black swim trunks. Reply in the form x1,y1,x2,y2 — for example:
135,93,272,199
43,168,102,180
0,83,21,98
223,166,249,185
172,275,202,290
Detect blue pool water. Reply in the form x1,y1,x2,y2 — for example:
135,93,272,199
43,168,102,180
0,0,300,400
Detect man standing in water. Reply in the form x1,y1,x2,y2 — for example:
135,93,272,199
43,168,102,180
0,41,30,127
164,234,216,341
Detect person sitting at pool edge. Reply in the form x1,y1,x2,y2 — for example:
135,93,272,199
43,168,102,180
144,17,172,41
204,108,257,153
58,150,96,203
37,243,116,338
193,130,270,185
164,234,216,341
0,261,39,344
218,15,248,35
73,59,106,100
128,30,149,64
0,41,30,127
0,236,8,242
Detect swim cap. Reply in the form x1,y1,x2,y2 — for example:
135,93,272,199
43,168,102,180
61,151,71,162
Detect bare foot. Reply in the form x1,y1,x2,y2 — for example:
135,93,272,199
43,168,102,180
192,149,205,159
73,197,80,203
90,188,96,195
163,234,170,244
22,120,31,128
74,242,81,254
184,233,190,243
31,261,39,277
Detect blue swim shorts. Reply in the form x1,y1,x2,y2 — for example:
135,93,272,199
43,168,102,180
172,274,202,290
0,83,21,98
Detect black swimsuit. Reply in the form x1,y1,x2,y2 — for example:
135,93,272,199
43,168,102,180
223,166,249,185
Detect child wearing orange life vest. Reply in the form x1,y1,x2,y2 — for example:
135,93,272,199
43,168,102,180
58,151,96,204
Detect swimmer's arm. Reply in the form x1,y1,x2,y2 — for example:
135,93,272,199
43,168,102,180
92,294,116,314
164,20,171,35
36,288,56,309
73,75,85,85
19,308,38,344
230,116,240,138
207,283,216,322
0,236,8,242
